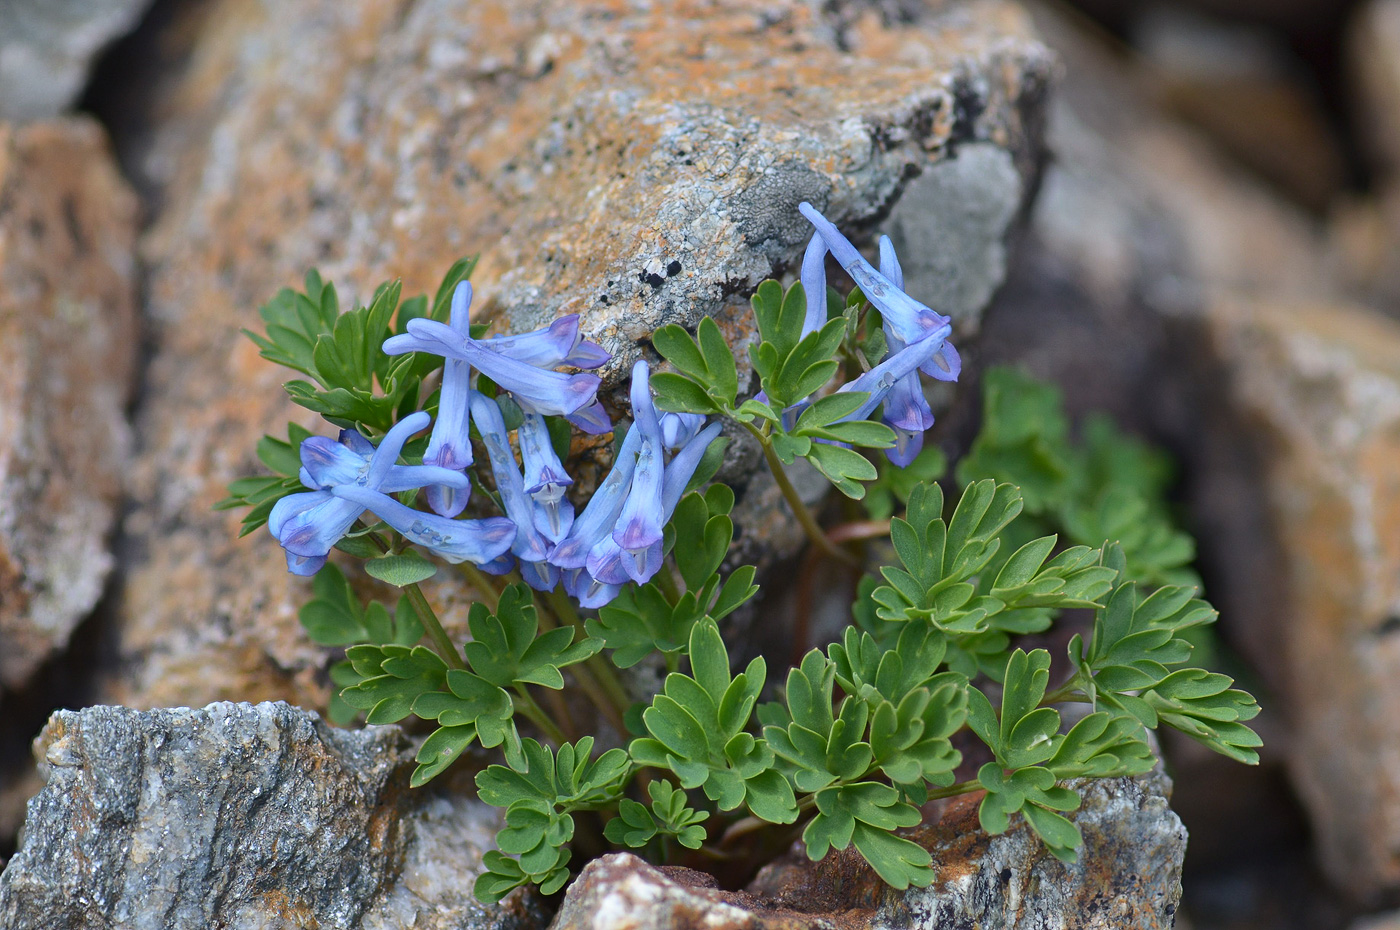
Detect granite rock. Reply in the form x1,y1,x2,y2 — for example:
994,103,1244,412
549,773,1185,930
0,117,139,692
109,0,1053,712
0,0,155,122
0,701,546,930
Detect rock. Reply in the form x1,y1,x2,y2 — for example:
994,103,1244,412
1196,297,1400,902
108,0,1053,711
0,701,546,930
985,2,1400,905
0,117,139,692
0,0,155,122
549,773,1184,930
1350,0,1400,179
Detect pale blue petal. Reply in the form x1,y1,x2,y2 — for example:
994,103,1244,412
878,234,904,289
482,314,610,370
469,392,552,563
799,202,950,346
550,425,643,569
331,485,516,565
518,559,560,592
518,412,574,543
836,325,951,421
299,435,368,489
379,464,472,494
270,491,363,559
562,568,621,609
800,232,829,339
886,425,923,468
565,400,613,435
586,535,633,586
661,422,723,517
364,412,431,488
659,412,706,450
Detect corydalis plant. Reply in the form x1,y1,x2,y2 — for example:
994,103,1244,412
222,205,1260,905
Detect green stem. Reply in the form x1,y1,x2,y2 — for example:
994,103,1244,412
541,587,631,735
512,686,567,746
1041,676,1091,707
544,587,633,719
924,779,983,801
458,562,501,610
405,582,465,670
742,422,857,568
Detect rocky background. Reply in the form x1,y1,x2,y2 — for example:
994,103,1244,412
1,0,1399,927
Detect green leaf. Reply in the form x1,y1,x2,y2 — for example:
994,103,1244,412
364,553,439,587
629,619,789,819
340,644,448,724
464,585,603,689
806,443,877,499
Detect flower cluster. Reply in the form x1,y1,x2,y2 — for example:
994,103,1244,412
267,278,719,607
797,202,959,467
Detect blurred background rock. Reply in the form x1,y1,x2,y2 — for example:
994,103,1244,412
4,0,1400,927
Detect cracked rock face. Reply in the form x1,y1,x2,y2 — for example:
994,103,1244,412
0,701,545,930
550,773,1185,930
110,0,1053,714
0,117,139,692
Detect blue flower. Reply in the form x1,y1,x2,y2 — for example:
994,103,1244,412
517,411,574,542
416,281,475,517
798,202,960,380
269,412,514,575
550,424,644,572
382,281,611,434
469,391,559,591
609,361,666,582
800,231,829,339
659,412,706,450
481,314,610,370
876,235,937,466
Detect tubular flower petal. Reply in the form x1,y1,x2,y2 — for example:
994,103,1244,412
800,232,829,339
876,232,936,439
482,314,610,369
661,422,724,516
835,324,951,422
660,412,706,450
468,391,554,582
518,411,575,543
424,282,476,515
386,317,602,418
562,567,622,609
798,202,959,380
612,362,666,576
549,424,644,569
330,486,515,565
268,412,514,574
565,399,614,435
298,426,471,497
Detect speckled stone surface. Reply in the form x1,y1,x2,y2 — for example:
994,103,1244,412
0,117,139,692
548,773,1184,930
0,701,546,930
108,0,1053,713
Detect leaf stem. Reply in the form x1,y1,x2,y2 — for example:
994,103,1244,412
542,587,632,734
512,686,568,746
458,562,502,611
742,421,857,568
405,582,466,670
923,779,983,800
